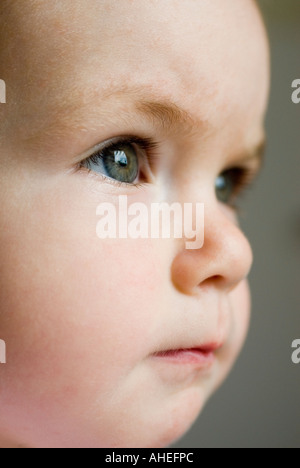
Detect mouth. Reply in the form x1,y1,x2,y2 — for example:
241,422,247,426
152,343,223,367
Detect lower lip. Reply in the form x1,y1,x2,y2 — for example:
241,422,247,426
153,348,216,367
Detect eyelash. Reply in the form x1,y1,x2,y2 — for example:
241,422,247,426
78,135,258,203
221,166,258,206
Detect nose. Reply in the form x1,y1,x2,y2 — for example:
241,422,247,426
171,204,253,295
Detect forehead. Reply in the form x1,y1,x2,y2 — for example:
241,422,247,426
1,0,269,146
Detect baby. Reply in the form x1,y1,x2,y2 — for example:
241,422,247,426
0,0,269,448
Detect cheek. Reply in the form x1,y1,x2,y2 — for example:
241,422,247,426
0,178,167,429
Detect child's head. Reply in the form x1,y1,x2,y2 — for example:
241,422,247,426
0,0,269,448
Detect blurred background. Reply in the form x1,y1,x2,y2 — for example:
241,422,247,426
174,0,300,449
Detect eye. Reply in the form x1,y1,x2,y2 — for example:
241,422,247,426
79,136,159,186
215,167,256,206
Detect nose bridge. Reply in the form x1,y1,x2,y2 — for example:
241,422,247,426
171,202,253,295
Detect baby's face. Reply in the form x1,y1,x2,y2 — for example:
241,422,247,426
0,0,269,448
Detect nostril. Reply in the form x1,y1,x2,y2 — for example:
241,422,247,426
199,275,224,290
199,273,245,294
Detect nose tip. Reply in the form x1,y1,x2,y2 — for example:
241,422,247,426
171,209,253,295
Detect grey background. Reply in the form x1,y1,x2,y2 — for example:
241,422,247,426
174,0,300,449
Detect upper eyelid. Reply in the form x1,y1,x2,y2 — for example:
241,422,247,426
224,162,260,175
223,156,263,178
79,137,127,160
80,135,160,159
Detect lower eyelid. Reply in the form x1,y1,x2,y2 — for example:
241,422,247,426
78,163,149,191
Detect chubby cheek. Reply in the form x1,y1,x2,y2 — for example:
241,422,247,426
0,176,168,444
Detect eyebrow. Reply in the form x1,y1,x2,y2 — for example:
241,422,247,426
101,85,209,137
101,86,266,164
135,99,205,136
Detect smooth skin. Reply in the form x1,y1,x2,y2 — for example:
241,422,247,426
0,0,269,448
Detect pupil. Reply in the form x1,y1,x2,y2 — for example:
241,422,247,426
115,151,128,167
103,144,139,183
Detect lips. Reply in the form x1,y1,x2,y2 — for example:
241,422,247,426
152,342,223,366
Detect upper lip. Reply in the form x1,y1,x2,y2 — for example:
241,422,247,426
195,342,224,352
152,296,230,357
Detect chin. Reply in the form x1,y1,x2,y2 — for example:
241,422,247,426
138,387,206,448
